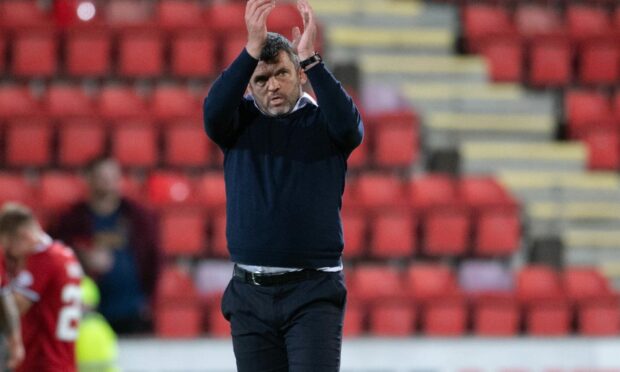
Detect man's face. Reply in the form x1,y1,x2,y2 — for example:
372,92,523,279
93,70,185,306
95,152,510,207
0,224,38,259
249,50,307,117
88,160,122,199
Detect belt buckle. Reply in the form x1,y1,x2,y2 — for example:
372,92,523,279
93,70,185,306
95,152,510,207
248,272,261,286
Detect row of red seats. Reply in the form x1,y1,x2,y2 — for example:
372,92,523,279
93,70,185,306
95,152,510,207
565,90,620,170
465,4,620,85
154,263,620,338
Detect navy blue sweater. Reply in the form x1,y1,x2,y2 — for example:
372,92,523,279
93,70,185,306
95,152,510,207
203,49,363,268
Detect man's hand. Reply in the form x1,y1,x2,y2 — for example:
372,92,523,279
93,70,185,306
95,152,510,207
245,0,275,59
292,0,317,61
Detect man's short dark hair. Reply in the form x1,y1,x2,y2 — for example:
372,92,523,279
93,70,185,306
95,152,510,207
0,203,35,237
260,32,300,69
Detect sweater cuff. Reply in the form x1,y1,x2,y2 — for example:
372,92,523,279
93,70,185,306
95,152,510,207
229,47,259,73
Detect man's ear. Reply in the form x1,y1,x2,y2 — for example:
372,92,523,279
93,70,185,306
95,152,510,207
299,68,308,85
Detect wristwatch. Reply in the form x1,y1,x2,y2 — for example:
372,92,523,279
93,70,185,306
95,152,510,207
300,53,322,71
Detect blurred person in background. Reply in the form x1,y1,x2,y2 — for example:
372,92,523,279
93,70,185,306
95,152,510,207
76,276,120,372
0,203,82,372
52,157,162,335
203,0,363,370
0,248,24,371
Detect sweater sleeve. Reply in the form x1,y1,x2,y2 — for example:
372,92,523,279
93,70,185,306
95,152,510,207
305,62,364,153
203,48,259,148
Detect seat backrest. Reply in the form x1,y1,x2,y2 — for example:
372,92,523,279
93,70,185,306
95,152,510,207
516,265,563,301
407,264,459,300
563,267,611,301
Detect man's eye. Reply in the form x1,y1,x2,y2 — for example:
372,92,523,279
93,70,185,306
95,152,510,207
278,71,287,76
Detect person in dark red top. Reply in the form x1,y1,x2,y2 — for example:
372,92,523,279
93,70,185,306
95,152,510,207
0,203,82,372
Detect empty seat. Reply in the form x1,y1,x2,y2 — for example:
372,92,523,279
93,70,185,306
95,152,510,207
578,38,620,86
155,303,202,338
118,30,164,78
583,127,620,170
341,211,366,259
111,123,158,167
514,5,563,39
369,210,416,259
517,265,570,336
98,86,148,120
58,118,106,167
350,265,405,304
356,173,405,209
164,123,211,167
45,84,94,118
458,176,514,210
152,86,200,121
423,207,470,257
171,30,217,78
147,172,193,207
462,4,514,52
105,0,154,28
566,5,612,43
206,2,246,35
406,264,460,301
0,1,51,28
475,209,521,257
266,2,301,40
160,208,206,256
222,34,247,69
156,0,203,30
473,294,519,336
565,90,612,138
206,296,230,337
209,211,229,258
0,85,39,119
0,173,34,206
409,174,457,210
528,37,573,87
343,302,364,337
5,118,52,167
480,36,523,82
65,26,111,77
368,302,415,337
197,172,226,210
38,172,86,211
12,27,58,77
370,111,418,167
346,133,368,169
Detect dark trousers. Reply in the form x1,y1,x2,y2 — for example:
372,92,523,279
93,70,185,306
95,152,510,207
221,270,347,372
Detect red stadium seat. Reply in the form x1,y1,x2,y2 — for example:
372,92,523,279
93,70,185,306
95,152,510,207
474,209,521,257
458,176,514,210
578,38,620,86
156,265,198,302
480,36,523,82
65,26,111,77
514,5,563,39
370,111,418,167
118,29,164,78
614,92,620,124
222,34,247,69
423,297,467,336
423,207,470,257
111,123,158,168
583,127,620,170
528,37,573,87
564,268,613,302
0,85,40,119
98,86,148,120
209,211,229,258
171,30,217,78
45,84,94,118
369,210,416,259
156,0,203,30
462,4,514,52
341,211,366,259
152,86,201,121
38,172,86,211
0,0,51,28
355,173,405,209
155,303,202,338
206,2,246,35
0,35,5,73
146,172,194,207
566,5,611,43
517,266,570,336
409,174,457,210
368,302,416,336
12,27,58,77
197,172,226,210
164,123,212,167
206,296,230,337
266,2,302,40
350,265,405,304
346,132,368,169
343,301,364,337
5,118,52,167
0,173,34,207
58,119,106,167
565,90,612,138
473,293,519,336
406,264,459,301
160,208,206,256
105,0,154,28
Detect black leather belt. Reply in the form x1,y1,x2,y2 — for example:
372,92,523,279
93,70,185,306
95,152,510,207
233,265,325,286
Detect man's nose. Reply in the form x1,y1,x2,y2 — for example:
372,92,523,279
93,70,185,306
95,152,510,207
267,77,280,91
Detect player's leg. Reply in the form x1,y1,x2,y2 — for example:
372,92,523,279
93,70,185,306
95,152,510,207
282,272,346,372
221,279,288,372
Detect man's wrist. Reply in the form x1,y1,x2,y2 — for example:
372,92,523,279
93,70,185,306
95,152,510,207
298,50,316,60
300,52,322,71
